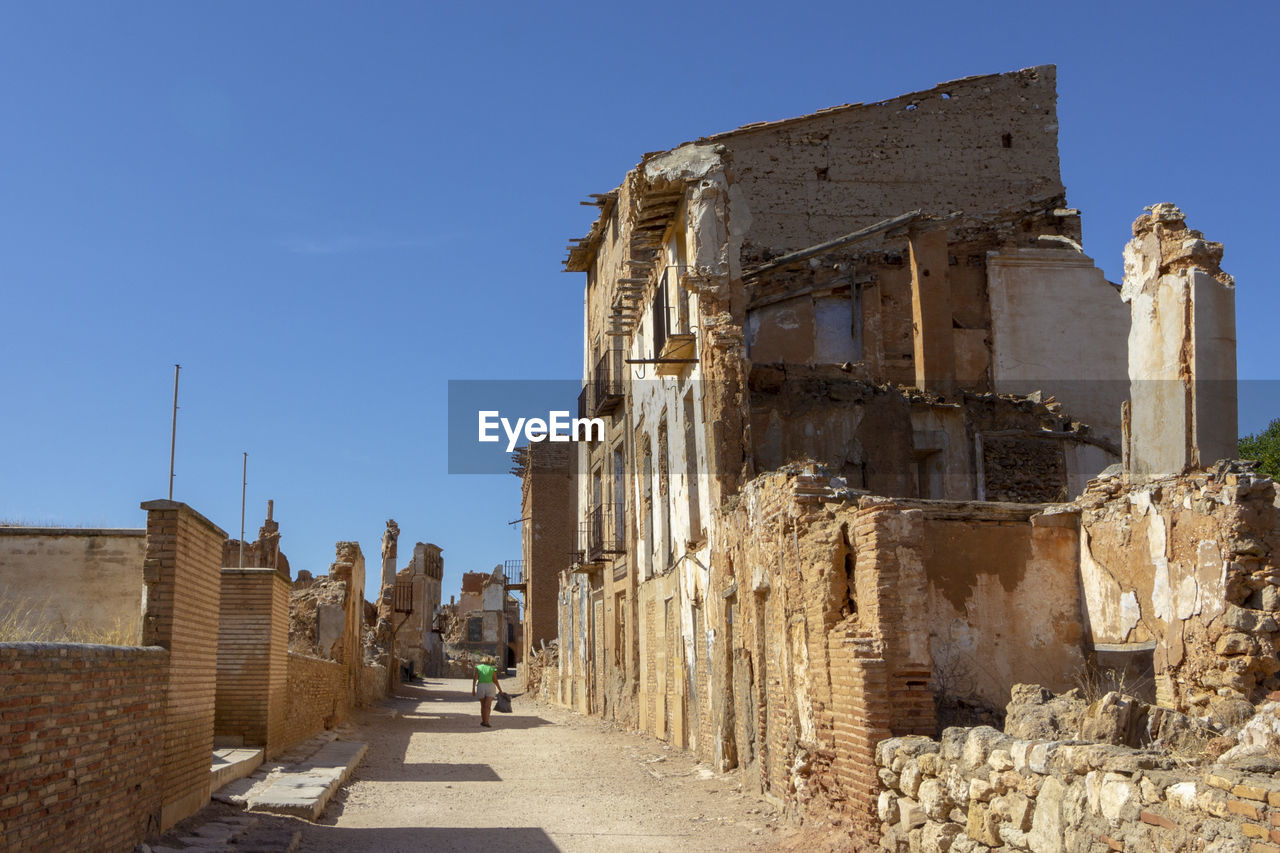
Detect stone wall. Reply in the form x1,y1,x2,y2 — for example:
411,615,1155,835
0,643,167,852
0,527,146,642
281,652,346,749
140,499,225,830
215,568,289,755
876,726,1280,853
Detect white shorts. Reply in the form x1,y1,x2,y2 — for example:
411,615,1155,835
476,682,498,699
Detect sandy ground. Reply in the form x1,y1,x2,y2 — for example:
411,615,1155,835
294,674,799,853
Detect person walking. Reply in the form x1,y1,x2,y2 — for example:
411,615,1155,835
471,657,503,727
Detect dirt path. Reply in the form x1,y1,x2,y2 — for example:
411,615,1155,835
296,675,795,852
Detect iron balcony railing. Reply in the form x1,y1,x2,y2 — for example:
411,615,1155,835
582,502,625,563
591,348,624,415
503,559,524,586
652,265,690,358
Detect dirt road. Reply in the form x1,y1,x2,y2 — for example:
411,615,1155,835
296,676,793,852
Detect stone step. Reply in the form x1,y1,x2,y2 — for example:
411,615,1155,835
213,735,367,822
210,747,264,793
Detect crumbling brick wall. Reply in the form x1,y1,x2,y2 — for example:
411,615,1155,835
722,66,1072,268
716,468,1093,844
0,643,166,852
1078,463,1280,717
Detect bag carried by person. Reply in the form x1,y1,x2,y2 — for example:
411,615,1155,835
494,692,512,713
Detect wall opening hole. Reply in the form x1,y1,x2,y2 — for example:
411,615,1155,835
1002,133,1012,148
940,92,951,100
905,103,918,111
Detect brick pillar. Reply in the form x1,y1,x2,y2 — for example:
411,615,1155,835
829,624,892,847
141,499,226,830
852,502,935,736
909,225,954,395
215,569,289,757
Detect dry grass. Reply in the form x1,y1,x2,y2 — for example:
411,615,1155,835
1074,659,1156,704
0,597,140,645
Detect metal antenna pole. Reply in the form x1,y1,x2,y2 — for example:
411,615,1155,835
239,452,247,568
168,364,181,500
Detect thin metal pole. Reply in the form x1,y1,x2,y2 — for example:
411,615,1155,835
168,364,181,500
239,452,247,569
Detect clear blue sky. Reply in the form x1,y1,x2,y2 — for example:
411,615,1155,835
2,2,1276,605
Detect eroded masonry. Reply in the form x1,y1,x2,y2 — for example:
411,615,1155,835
522,66,1276,850
0,503,444,851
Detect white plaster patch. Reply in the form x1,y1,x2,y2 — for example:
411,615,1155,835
1175,572,1198,621
1151,557,1172,623
1120,592,1140,638
1080,535,1130,643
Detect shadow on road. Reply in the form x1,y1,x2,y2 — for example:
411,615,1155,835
302,825,560,852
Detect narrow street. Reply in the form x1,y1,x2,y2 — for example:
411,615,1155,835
294,675,794,852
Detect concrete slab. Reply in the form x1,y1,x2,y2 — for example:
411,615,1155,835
210,747,264,793
211,734,367,822
247,739,367,820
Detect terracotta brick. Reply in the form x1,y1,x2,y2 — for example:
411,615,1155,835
1231,799,1264,821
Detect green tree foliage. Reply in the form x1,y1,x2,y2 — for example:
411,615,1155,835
1239,418,1280,480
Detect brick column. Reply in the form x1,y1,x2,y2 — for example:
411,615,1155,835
852,502,936,738
216,569,289,756
829,624,892,847
141,499,226,830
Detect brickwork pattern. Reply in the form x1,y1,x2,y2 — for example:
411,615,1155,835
280,653,346,750
141,500,225,829
215,570,288,754
0,643,167,852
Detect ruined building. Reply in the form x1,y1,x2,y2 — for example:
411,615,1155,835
447,567,523,668
512,442,576,661
530,65,1270,849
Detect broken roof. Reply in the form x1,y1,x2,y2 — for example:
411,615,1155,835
564,65,1055,273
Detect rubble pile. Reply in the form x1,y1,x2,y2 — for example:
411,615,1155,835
288,575,348,658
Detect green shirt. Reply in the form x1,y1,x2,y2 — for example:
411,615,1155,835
476,664,496,684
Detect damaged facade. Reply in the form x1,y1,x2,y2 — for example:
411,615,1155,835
530,64,1270,849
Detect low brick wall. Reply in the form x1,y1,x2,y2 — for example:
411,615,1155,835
281,652,346,751
359,663,387,707
876,727,1280,852
0,643,167,852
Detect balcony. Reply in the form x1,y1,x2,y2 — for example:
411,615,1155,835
652,266,696,376
580,502,625,565
503,559,525,591
591,348,625,416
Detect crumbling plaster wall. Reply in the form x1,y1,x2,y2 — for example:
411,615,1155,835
920,505,1085,710
1123,204,1237,478
1078,463,1279,716
987,247,1130,448
712,468,1096,841
0,527,146,641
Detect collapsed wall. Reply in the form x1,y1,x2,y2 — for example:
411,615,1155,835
1079,462,1280,717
